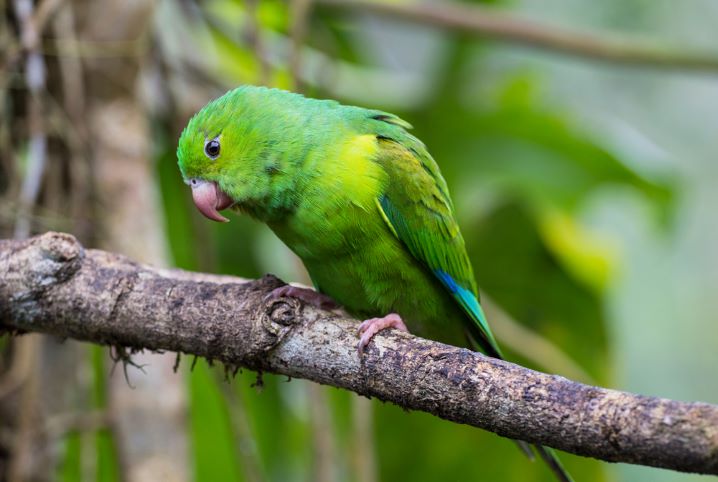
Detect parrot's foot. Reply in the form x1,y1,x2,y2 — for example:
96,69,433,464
265,285,340,310
357,313,408,354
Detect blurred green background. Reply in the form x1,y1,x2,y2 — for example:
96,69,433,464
2,1,717,481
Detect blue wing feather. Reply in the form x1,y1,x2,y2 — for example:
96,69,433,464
434,270,502,358
371,132,504,358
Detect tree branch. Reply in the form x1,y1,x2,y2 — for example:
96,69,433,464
1,232,717,475
316,0,718,73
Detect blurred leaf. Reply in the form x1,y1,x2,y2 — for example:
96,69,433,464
96,429,120,482
58,433,81,482
537,207,620,293
189,362,243,482
469,201,609,381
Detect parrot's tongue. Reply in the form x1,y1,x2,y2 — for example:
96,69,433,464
191,180,234,223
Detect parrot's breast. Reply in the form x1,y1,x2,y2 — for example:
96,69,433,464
267,134,467,345
269,134,385,258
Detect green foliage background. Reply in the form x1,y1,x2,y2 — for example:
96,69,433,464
28,0,718,481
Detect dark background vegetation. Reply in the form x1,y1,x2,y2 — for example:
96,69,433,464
1,1,716,481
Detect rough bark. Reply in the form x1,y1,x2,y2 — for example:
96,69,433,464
1,232,717,476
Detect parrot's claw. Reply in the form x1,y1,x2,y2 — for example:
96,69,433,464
265,285,340,310
357,313,408,355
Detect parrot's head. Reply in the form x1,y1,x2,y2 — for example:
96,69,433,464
177,85,302,223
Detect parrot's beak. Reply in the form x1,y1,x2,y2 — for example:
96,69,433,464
190,179,234,223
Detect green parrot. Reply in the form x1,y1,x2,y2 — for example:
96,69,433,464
177,85,573,482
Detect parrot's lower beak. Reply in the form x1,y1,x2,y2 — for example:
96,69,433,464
190,179,234,223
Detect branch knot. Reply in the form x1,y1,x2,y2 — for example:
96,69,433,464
265,298,301,328
256,296,302,351
30,231,84,286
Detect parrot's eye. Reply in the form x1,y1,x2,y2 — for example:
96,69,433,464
204,138,221,159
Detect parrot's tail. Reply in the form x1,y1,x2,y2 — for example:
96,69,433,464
515,440,535,460
533,444,575,482
514,441,574,482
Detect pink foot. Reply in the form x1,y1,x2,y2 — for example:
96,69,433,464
265,285,340,310
357,313,409,354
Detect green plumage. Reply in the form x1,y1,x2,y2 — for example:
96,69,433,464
177,85,572,482
178,86,495,351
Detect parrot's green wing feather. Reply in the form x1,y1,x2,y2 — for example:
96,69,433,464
369,117,574,482
368,124,502,358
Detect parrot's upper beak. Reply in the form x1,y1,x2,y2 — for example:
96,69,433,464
190,179,234,223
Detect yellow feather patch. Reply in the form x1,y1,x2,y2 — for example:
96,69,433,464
333,134,385,211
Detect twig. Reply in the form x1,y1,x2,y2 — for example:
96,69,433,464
1,232,718,475
13,0,50,240
316,0,718,73
19,0,64,51
0,0,63,74
52,3,93,243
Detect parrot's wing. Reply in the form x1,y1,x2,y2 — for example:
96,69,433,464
368,116,574,482
372,133,503,358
